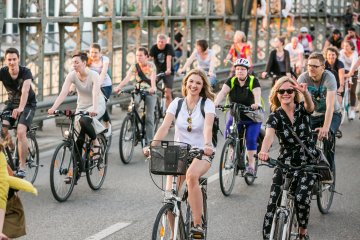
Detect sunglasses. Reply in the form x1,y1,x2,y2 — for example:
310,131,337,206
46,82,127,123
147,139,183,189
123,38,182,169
277,89,295,95
187,117,192,132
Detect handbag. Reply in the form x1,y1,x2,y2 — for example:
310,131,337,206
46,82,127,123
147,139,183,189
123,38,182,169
3,193,26,238
244,108,265,123
283,123,333,182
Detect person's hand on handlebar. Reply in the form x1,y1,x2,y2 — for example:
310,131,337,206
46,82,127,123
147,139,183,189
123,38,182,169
165,69,171,75
250,103,261,110
48,108,55,115
114,86,121,94
203,145,214,157
257,151,269,161
149,87,156,95
315,127,329,141
261,72,268,79
89,111,98,117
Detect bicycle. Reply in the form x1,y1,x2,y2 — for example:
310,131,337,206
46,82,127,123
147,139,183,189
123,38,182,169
255,155,330,240
150,140,209,240
154,72,166,130
118,86,151,164
217,104,264,196
0,110,40,184
49,110,108,202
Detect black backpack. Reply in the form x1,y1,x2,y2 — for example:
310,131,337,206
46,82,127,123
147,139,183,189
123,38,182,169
175,98,221,147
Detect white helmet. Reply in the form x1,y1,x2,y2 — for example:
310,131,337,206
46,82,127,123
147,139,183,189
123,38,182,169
300,27,308,33
233,58,250,69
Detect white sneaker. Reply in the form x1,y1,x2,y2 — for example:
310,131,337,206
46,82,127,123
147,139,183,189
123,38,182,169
349,110,355,120
104,124,112,137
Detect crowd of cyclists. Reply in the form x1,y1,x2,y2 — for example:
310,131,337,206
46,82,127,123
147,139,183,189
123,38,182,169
0,23,359,239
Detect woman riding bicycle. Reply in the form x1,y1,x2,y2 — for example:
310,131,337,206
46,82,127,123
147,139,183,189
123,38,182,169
114,47,156,154
214,58,262,177
147,69,215,236
178,39,217,88
48,52,106,162
88,43,112,138
258,76,316,240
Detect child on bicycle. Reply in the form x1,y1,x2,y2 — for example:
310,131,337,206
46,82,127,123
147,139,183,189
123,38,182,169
146,69,215,237
258,76,316,240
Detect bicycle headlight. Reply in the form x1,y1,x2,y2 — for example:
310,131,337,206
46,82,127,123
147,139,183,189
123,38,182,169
64,130,70,138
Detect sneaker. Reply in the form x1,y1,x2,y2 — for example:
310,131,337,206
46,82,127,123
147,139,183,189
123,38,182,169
298,233,310,240
15,169,26,178
104,124,112,138
190,224,204,238
349,110,355,120
245,166,255,177
335,129,342,139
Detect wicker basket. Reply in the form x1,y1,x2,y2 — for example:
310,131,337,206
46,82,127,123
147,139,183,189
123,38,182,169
150,141,190,175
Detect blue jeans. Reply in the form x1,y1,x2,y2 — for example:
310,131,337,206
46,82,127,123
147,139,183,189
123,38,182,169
100,85,112,122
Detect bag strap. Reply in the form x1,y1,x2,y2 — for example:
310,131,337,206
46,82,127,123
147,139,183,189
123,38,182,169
176,97,207,119
135,63,151,85
279,109,315,159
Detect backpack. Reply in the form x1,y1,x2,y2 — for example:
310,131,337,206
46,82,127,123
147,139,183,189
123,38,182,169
229,75,266,110
175,98,221,147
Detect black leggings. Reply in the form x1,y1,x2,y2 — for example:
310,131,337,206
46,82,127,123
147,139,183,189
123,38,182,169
75,116,96,156
262,168,317,239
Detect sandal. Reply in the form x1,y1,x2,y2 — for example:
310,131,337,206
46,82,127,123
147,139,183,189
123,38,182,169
91,145,102,161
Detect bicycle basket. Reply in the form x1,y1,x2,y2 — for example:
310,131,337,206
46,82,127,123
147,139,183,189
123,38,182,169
150,141,191,175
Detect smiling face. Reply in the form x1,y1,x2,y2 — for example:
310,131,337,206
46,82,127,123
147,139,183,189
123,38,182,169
277,81,296,105
89,47,101,61
5,53,20,74
185,73,203,97
344,41,353,53
307,58,325,80
326,50,337,64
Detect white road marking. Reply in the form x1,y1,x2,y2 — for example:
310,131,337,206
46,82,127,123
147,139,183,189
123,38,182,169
84,222,132,240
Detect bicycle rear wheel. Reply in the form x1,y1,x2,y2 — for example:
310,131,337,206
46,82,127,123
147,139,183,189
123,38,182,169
86,134,108,190
24,133,39,184
219,139,237,196
119,115,136,164
317,161,336,214
50,142,76,202
201,187,208,239
152,203,185,240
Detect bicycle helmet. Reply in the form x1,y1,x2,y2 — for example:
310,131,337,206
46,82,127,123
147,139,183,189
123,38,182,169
300,27,308,33
233,58,250,69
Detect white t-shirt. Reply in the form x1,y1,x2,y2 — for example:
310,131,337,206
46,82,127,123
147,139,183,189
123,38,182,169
339,50,358,71
167,97,216,149
285,43,304,66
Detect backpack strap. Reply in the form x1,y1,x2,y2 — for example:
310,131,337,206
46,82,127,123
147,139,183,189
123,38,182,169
135,63,151,85
175,98,184,119
200,97,206,118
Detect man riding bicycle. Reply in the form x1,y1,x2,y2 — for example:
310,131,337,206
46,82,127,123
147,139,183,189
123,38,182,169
0,48,37,178
297,52,342,170
114,47,156,155
214,58,263,176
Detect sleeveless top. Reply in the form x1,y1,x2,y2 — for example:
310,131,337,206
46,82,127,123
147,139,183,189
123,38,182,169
89,56,112,87
195,49,216,76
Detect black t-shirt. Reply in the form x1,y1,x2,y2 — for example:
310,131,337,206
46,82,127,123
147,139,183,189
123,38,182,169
327,36,343,49
150,44,175,73
0,66,37,107
225,75,261,121
325,59,344,89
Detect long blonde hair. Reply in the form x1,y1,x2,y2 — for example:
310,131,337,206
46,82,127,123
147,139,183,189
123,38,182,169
181,69,215,101
269,76,301,112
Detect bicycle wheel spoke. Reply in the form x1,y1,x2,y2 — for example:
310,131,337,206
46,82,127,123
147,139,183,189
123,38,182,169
119,115,135,164
87,134,108,190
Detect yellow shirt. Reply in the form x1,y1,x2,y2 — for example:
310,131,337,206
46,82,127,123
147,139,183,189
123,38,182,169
0,152,9,210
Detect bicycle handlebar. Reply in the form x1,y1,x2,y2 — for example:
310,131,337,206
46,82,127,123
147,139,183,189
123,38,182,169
51,110,90,118
216,103,262,112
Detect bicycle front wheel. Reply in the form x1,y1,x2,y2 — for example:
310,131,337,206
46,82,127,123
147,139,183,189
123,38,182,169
152,203,186,240
50,141,76,202
119,115,136,164
272,212,286,240
201,187,208,239
86,134,108,190
24,133,40,184
287,207,299,240
317,161,336,214
219,139,237,196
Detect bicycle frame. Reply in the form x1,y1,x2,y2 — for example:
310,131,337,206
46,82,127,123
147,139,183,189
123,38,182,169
128,90,147,147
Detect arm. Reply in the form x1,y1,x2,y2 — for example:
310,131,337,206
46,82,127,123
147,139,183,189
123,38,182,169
179,50,196,73
165,55,172,75
12,79,31,119
203,113,215,156
214,84,231,106
338,68,345,92
152,112,174,142
318,90,336,140
114,67,133,93
322,40,330,52
98,57,110,86
208,52,217,76
251,87,262,109
346,57,360,77
309,41,314,52
258,127,276,161
48,74,73,114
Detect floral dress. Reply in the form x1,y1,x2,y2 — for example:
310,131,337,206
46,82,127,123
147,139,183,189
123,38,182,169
262,102,317,239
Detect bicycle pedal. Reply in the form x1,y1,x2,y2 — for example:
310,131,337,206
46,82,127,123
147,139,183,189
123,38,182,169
190,233,204,239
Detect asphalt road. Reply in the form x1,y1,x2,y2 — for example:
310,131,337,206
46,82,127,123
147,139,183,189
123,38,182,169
16,89,360,240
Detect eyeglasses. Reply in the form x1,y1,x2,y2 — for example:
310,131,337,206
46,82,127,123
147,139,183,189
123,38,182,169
187,117,192,132
277,89,295,95
307,64,322,69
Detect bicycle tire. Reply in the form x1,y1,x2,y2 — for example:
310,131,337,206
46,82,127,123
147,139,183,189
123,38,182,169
244,155,258,185
154,98,162,131
185,201,192,239
151,203,186,240
24,133,40,184
201,187,208,240
4,147,15,171
317,161,336,214
119,115,136,164
50,141,76,202
273,212,286,240
219,139,237,196
86,134,108,190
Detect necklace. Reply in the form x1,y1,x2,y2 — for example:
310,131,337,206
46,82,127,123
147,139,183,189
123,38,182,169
185,98,198,116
